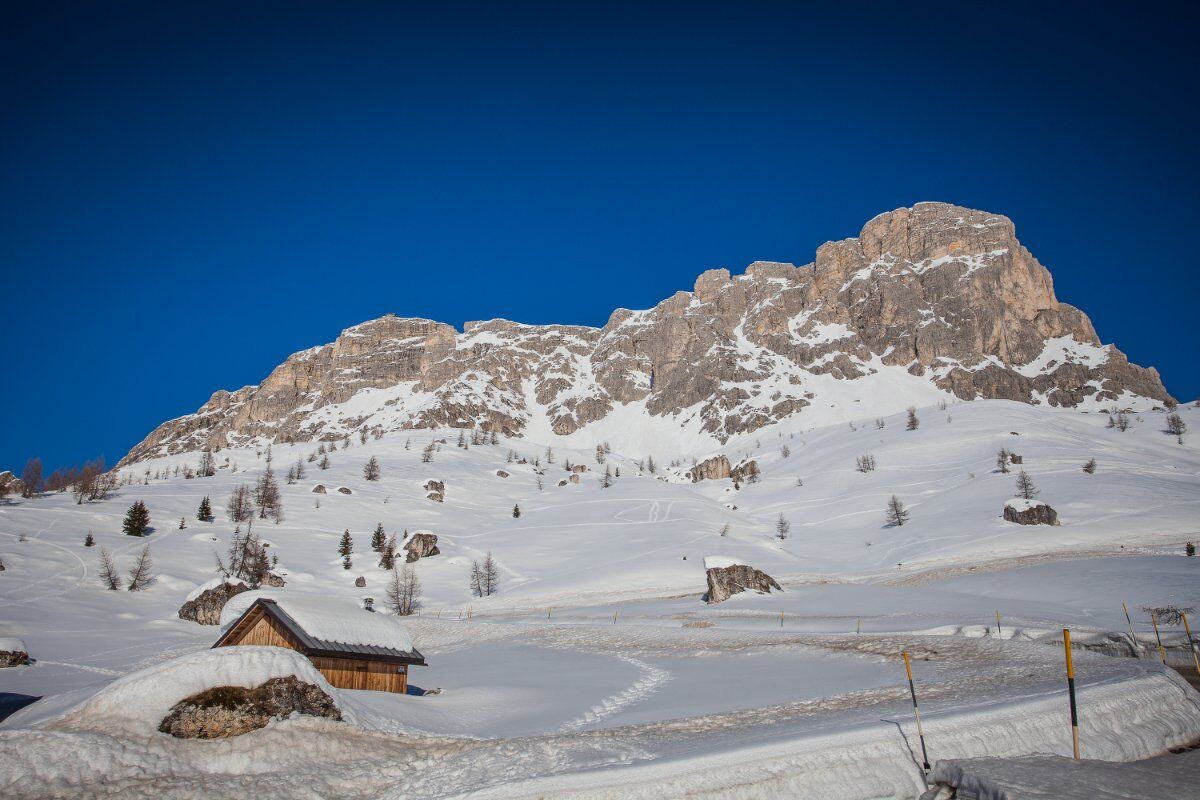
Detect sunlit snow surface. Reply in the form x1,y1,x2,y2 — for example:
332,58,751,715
1,400,1198,798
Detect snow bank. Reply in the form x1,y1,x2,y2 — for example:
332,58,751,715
930,750,1200,800
0,637,26,653
220,591,415,653
702,556,745,571
49,646,336,736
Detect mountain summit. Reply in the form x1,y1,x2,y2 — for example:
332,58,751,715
122,202,1170,464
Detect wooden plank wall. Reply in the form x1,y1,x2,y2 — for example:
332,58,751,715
311,656,408,693
220,614,408,693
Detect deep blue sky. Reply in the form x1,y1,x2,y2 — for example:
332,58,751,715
3,2,1197,472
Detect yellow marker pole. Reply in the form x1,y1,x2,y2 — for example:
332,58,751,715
1150,612,1167,665
901,651,931,772
1064,628,1080,759
1182,613,1200,678
1122,603,1137,655
995,610,1002,638
780,611,784,628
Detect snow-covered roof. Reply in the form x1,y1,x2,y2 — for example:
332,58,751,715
218,592,422,663
703,556,745,571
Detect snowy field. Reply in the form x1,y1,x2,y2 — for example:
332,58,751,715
1,400,1199,797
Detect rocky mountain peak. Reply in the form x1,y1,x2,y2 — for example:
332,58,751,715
119,202,1171,465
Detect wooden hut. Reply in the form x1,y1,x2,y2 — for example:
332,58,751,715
213,597,426,693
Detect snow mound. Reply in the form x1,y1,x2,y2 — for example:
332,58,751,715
1005,498,1050,512
931,750,1200,800
702,556,745,571
0,637,27,653
51,646,337,736
220,591,415,653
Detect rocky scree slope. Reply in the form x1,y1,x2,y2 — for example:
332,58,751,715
121,202,1171,464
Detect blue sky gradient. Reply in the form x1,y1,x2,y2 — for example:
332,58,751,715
2,1,1197,472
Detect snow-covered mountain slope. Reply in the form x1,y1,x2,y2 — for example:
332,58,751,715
2,400,1198,798
120,202,1173,464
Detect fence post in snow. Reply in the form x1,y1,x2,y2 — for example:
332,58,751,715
1182,613,1200,678
1149,611,1167,665
780,611,784,628
901,651,931,772
995,610,1002,638
856,617,861,635
1063,628,1080,759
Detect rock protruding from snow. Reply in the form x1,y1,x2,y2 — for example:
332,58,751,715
54,646,340,736
424,480,445,503
705,563,782,604
688,455,731,482
1003,498,1059,526
337,486,352,495
178,580,250,626
354,576,366,588
730,459,760,485
404,532,440,563
311,484,327,494
0,637,29,667
158,675,341,739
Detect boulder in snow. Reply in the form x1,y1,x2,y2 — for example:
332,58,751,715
729,459,760,485
495,470,509,478
178,579,250,626
54,646,342,737
0,637,29,667
354,576,366,588
568,474,580,485
311,484,327,494
262,571,286,588
1003,499,1059,526
424,480,445,502
404,532,440,563
337,487,352,495
704,558,782,604
158,675,341,739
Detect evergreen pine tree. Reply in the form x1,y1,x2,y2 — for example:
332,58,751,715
371,522,386,553
363,456,381,481
338,529,353,560
512,503,521,518
84,532,95,547
197,496,215,522
122,501,151,537
885,495,909,527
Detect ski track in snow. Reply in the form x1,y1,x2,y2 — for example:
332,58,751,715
556,655,673,734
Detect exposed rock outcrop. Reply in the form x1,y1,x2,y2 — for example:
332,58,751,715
157,676,341,739
0,639,29,667
1003,500,1059,526
337,487,352,495
705,563,782,604
178,581,249,626
354,576,366,588
119,203,1175,465
495,470,509,478
424,480,445,503
730,460,760,485
262,572,286,588
311,484,327,494
688,455,731,482
404,532,440,563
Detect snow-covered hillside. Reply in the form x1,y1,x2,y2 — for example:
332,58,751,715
2,398,1198,798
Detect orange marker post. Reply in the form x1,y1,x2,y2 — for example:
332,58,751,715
901,651,931,772
1182,613,1200,678
1063,628,1080,759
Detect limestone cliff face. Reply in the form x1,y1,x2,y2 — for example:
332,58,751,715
120,203,1171,464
